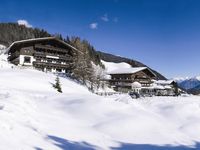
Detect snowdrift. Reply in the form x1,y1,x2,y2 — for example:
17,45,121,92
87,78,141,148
0,54,200,150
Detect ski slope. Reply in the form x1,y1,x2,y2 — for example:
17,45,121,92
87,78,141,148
0,55,200,150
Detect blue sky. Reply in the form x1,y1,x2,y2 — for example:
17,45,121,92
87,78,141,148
1,0,200,78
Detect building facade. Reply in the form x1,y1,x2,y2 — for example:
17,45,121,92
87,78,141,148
107,67,178,96
108,67,157,92
153,80,177,96
7,37,79,73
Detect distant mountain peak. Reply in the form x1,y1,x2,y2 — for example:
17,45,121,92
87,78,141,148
176,75,200,95
194,76,200,81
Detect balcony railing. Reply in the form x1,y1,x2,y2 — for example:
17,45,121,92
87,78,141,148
34,52,73,61
35,44,68,53
33,61,74,68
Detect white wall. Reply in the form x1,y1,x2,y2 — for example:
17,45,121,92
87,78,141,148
19,55,35,66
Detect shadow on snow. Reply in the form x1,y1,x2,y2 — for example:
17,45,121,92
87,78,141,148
112,142,200,150
47,135,95,150
35,135,200,150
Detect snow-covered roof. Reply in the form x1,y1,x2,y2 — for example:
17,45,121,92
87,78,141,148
164,85,172,89
101,60,132,73
108,67,147,74
154,80,174,85
132,82,142,88
101,60,156,77
6,37,81,54
151,84,165,90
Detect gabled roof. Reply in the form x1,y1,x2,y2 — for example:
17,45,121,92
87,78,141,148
108,67,156,77
6,37,81,54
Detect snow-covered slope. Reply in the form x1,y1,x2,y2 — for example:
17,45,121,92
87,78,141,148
0,53,14,68
0,44,6,49
0,55,200,149
0,44,6,54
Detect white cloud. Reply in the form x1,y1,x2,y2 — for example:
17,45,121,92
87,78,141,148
89,22,98,29
17,20,32,28
101,14,109,22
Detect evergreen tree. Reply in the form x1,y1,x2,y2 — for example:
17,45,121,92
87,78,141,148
53,76,62,93
174,82,179,96
0,23,51,46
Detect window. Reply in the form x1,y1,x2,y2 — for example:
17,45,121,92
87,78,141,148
56,69,62,72
47,59,52,63
24,57,31,63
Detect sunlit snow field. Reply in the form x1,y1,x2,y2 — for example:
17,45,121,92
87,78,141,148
0,54,200,150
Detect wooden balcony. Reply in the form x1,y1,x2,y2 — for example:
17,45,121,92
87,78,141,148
34,52,46,57
113,82,132,86
59,55,73,61
109,79,134,82
110,78,153,84
34,52,73,61
35,44,68,53
109,79,152,87
33,61,74,68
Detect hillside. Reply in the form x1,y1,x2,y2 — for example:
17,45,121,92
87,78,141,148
188,84,200,95
0,53,200,149
0,23,51,46
0,23,166,80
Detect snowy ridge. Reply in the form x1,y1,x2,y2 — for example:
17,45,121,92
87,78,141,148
195,76,200,81
0,55,200,149
174,76,200,90
174,76,200,83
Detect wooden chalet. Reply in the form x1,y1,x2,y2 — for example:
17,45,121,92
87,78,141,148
152,80,177,96
7,37,80,73
108,67,157,92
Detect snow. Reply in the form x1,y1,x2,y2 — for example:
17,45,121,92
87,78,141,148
132,81,142,88
0,53,14,68
174,77,190,83
101,60,147,75
101,60,132,73
154,80,174,85
108,67,147,75
195,76,200,81
101,60,154,76
0,44,6,50
0,44,6,54
176,76,200,90
0,54,200,149
174,76,200,82
91,62,115,93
